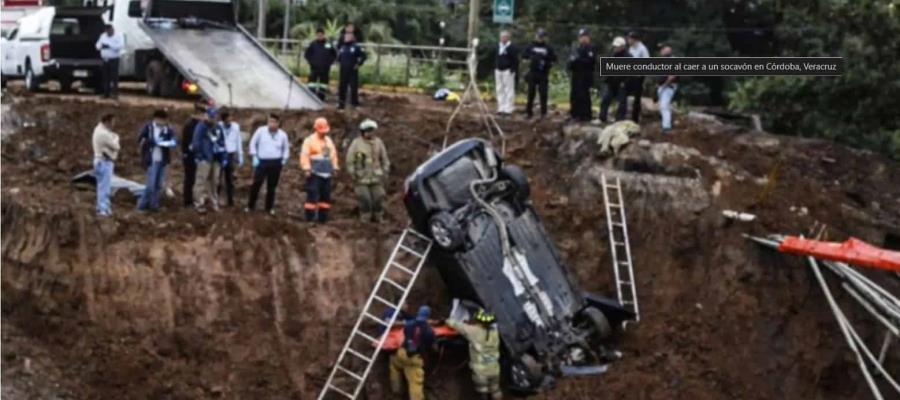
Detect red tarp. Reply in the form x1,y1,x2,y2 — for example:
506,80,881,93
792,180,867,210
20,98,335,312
778,236,900,272
381,325,458,350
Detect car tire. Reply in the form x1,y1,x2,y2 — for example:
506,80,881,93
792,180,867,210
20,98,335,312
501,164,530,202
428,211,464,250
509,354,543,391
24,64,40,92
582,306,612,340
145,60,163,96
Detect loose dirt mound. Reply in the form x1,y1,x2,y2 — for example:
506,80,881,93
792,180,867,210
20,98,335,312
2,92,898,399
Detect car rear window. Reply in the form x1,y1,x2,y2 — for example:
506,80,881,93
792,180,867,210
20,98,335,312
51,18,81,35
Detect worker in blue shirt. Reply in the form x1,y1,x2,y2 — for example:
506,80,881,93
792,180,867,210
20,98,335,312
137,109,177,212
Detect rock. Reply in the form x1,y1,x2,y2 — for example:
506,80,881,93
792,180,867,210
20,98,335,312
711,180,722,197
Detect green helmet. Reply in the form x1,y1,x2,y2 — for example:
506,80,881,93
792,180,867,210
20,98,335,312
360,118,378,132
474,308,495,324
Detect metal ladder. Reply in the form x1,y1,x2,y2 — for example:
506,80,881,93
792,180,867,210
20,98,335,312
601,174,640,324
317,228,433,400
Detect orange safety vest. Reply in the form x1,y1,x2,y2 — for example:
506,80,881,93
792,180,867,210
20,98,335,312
299,133,339,176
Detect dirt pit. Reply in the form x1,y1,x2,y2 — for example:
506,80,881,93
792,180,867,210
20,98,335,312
2,90,899,399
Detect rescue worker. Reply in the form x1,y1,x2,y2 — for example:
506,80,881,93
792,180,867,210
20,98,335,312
336,31,367,110
92,113,120,217
247,113,290,214
599,36,631,123
494,30,518,116
190,107,226,213
346,119,390,223
137,109,177,212
390,305,434,400
568,29,596,122
626,31,649,122
522,28,556,119
300,117,339,222
304,28,337,101
181,103,206,207
446,308,502,400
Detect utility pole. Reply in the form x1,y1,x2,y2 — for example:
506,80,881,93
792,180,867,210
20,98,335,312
467,0,480,47
257,0,266,39
282,0,291,53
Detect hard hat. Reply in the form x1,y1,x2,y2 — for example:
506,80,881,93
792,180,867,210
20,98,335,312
313,117,330,134
359,118,378,132
474,308,495,324
416,305,431,322
612,36,626,47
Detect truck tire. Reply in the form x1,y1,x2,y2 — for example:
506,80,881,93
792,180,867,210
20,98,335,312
428,211,464,250
145,60,163,96
501,164,530,203
581,306,612,340
24,63,40,92
509,354,544,392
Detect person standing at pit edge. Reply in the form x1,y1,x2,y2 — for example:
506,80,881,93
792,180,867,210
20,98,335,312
599,36,631,123
190,107,227,213
522,28,556,119
656,46,678,133
494,30,519,116
346,118,390,223
137,109,177,212
91,113,120,217
181,103,206,207
305,28,337,101
568,28,596,122
336,31,367,110
626,31,649,123
300,117,339,223
95,24,124,99
218,110,243,207
246,113,290,215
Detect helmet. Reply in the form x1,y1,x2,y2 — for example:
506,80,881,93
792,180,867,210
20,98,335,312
359,118,378,132
416,305,432,322
474,308,495,324
313,117,330,134
612,36,627,48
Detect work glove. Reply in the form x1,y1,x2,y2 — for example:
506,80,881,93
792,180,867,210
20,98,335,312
252,156,260,168
281,158,287,166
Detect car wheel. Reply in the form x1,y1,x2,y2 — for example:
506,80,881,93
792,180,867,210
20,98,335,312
582,306,612,340
145,60,163,96
428,211,464,250
24,64,40,92
509,354,543,391
501,164,530,202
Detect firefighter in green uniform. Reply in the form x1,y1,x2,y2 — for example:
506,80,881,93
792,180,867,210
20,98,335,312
346,119,391,222
447,308,502,400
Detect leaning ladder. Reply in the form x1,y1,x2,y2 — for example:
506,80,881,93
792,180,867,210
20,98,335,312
317,229,433,400
601,174,640,324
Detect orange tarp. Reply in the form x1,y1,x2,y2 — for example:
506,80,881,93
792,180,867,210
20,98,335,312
381,325,458,350
778,236,900,272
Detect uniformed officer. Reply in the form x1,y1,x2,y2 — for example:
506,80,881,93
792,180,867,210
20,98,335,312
346,119,391,223
568,28,596,122
304,28,337,100
522,28,557,119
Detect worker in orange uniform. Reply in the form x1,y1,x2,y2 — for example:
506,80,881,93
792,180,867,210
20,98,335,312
300,117,340,222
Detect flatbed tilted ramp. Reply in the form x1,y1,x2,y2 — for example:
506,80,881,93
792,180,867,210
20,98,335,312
141,25,322,110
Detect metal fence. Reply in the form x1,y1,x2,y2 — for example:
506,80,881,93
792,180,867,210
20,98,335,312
258,38,472,89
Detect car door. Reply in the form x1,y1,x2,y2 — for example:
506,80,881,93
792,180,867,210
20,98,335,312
1,27,20,76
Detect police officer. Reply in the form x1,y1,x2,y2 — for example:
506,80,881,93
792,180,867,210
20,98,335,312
568,28,596,122
346,119,390,223
304,28,337,101
336,31,367,110
522,28,556,119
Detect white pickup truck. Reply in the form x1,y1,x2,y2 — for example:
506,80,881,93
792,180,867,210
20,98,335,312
1,6,107,91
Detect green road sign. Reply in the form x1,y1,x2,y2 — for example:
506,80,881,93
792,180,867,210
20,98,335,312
493,0,514,24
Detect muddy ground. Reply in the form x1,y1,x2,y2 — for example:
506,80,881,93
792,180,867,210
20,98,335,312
2,88,899,399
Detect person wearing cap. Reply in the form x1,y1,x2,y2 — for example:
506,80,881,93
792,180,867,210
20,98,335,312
494,30,519,116
568,28,597,122
190,107,227,213
300,118,339,222
346,119,391,223
218,110,243,207
137,109,177,212
389,305,434,400
522,28,556,119
656,46,678,133
246,113,289,214
95,24,124,99
304,28,337,101
336,31,367,110
181,103,206,207
599,36,632,123
446,308,502,400
626,31,650,123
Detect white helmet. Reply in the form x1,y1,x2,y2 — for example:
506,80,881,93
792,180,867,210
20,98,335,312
360,118,378,132
612,36,627,48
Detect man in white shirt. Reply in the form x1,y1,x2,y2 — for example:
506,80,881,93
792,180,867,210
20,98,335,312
626,31,649,123
494,30,518,115
95,24,124,99
218,111,243,207
246,113,290,215
137,109,177,212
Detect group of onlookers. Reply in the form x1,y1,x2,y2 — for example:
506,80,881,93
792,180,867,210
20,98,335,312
90,105,391,223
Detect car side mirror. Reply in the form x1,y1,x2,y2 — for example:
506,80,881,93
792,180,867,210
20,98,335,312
127,0,142,17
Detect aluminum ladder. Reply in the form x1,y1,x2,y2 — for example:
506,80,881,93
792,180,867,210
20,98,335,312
317,228,433,400
601,174,640,324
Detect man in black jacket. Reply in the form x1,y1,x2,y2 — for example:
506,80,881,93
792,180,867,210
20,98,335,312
304,28,337,101
599,36,631,122
336,31,367,110
181,103,206,207
522,28,556,119
494,30,518,115
568,29,596,122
